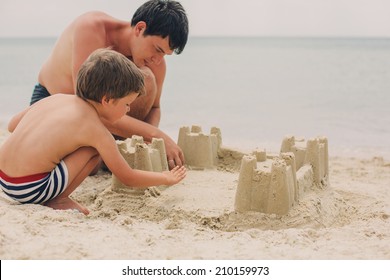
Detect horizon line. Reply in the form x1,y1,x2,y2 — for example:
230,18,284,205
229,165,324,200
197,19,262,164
1,35,390,40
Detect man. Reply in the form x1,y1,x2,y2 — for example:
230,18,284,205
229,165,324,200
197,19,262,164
31,0,189,169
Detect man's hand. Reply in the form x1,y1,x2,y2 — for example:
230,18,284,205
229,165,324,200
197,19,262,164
165,137,185,170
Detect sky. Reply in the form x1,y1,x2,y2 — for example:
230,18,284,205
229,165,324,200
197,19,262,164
0,0,390,38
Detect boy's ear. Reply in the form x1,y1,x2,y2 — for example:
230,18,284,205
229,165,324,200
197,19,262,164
102,96,110,105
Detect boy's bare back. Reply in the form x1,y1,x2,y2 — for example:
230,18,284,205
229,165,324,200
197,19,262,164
0,94,107,177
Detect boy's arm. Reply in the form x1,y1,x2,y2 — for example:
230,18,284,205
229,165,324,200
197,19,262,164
8,107,31,132
94,129,186,187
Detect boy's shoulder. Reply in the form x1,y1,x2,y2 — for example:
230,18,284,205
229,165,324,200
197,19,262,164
41,94,105,134
38,94,90,115
44,93,77,104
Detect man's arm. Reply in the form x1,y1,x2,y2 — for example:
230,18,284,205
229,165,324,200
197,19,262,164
144,107,161,127
102,115,184,168
142,59,166,127
131,59,184,168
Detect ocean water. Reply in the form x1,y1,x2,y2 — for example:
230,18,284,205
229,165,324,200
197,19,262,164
1,37,390,159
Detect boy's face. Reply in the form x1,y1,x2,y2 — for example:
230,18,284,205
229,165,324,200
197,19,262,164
104,93,139,123
131,23,174,67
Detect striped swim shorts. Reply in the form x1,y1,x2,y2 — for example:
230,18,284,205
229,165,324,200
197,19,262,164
0,160,69,204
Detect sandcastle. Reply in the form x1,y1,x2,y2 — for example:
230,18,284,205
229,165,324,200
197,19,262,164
112,135,168,191
177,125,222,169
234,136,329,215
113,125,329,216
177,125,329,215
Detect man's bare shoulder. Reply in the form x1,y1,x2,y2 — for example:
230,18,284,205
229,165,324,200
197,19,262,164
71,11,110,31
73,11,121,30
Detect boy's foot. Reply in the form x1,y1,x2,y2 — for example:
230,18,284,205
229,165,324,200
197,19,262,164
44,197,90,215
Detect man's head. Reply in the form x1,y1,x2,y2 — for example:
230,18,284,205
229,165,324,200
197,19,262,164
76,49,145,103
131,0,189,55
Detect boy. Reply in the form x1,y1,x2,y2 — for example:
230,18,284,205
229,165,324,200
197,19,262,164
0,49,186,215
31,0,189,169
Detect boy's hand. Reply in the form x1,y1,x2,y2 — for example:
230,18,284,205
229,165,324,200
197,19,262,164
163,166,186,186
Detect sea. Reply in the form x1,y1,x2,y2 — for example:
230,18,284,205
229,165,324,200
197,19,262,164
1,37,389,160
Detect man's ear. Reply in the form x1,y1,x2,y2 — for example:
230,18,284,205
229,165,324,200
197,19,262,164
135,21,147,36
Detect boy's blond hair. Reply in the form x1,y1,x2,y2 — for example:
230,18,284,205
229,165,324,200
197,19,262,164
76,48,145,102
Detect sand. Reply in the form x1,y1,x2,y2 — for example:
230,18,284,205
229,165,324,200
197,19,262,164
0,128,389,260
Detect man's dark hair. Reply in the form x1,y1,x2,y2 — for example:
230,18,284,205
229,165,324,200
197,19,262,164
131,0,189,54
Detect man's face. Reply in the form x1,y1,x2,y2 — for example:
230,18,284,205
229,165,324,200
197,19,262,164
131,28,174,67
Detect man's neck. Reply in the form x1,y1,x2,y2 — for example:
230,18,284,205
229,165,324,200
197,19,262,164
106,23,133,57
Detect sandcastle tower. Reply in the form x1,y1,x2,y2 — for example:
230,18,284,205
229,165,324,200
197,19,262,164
280,135,329,186
112,135,168,191
177,125,222,169
234,136,328,215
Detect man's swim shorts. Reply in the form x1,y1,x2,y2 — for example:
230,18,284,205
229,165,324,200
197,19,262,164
0,160,69,204
30,83,51,105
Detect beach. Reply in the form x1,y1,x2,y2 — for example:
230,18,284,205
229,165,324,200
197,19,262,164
1,128,389,260
1,37,389,261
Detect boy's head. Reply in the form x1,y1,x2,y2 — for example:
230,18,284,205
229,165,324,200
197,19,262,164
76,49,145,103
131,0,189,54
